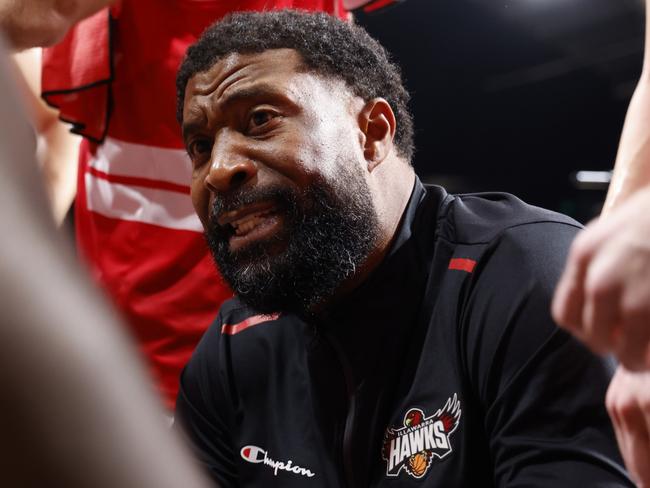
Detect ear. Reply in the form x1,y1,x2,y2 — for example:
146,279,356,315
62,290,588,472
358,98,396,172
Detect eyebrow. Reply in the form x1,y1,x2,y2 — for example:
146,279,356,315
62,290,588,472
218,83,290,109
183,83,295,139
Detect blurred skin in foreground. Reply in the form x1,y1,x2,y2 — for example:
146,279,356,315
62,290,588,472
0,12,213,488
13,47,80,224
0,0,114,226
552,2,650,485
0,0,114,49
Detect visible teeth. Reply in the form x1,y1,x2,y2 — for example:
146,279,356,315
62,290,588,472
232,210,273,236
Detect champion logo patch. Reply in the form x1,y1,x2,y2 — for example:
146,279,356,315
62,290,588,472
382,395,462,479
240,445,316,478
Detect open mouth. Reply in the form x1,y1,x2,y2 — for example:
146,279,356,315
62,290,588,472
218,203,284,252
231,208,277,236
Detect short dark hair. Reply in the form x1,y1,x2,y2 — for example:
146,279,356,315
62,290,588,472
176,9,414,161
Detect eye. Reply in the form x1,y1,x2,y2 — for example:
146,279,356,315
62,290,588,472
247,109,278,133
188,138,212,160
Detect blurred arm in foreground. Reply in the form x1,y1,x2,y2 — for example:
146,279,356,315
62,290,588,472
13,47,79,224
552,0,650,368
0,33,212,488
0,0,113,49
552,2,650,486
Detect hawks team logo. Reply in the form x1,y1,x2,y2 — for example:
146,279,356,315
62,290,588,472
382,394,461,479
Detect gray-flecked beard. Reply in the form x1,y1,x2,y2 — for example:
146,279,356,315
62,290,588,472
205,164,379,318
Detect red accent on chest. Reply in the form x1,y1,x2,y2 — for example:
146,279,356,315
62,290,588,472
448,258,476,273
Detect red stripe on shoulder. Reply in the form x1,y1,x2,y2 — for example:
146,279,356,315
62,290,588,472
448,258,476,273
363,0,396,12
221,313,280,336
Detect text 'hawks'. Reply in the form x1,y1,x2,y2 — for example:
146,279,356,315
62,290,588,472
382,394,462,479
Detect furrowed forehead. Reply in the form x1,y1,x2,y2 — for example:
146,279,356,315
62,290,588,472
180,49,301,117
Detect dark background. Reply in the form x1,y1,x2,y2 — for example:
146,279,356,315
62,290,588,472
355,0,645,223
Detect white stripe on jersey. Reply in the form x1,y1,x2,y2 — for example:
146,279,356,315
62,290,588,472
90,137,192,186
85,173,203,232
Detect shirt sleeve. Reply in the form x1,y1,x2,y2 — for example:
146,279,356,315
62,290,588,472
175,318,238,487
462,221,634,487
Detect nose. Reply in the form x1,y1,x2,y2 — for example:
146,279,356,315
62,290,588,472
204,131,257,194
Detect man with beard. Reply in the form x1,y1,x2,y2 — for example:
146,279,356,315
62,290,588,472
175,10,633,488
